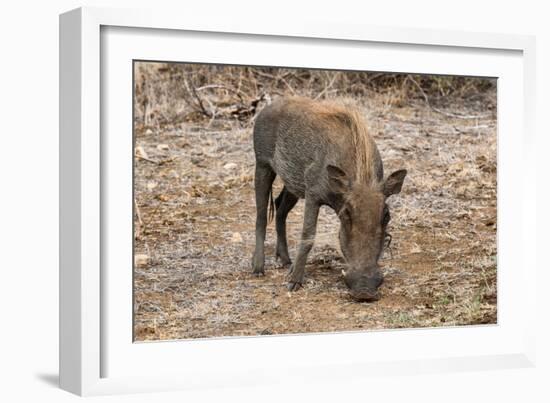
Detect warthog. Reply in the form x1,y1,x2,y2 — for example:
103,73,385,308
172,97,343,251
251,96,407,302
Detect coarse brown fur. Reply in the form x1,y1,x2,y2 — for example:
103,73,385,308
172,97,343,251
306,98,377,185
284,97,379,187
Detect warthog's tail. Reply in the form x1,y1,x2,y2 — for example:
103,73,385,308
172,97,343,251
268,187,275,223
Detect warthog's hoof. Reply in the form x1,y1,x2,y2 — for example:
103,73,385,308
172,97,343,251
287,281,302,291
276,253,292,267
252,268,265,277
251,252,265,276
286,264,304,290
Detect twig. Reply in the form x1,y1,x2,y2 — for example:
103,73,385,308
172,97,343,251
314,72,339,100
385,233,394,260
277,74,296,95
135,154,159,164
183,78,212,118
253,70,294,81
134,198,143,239
134,198,143,226
431,107,489,120
195,84,246,104
206,112,217,129
365,72,385,85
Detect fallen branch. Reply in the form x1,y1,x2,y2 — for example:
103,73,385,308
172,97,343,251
135,154,176,165
183,78,213,117
134,198,143,240
135,154,159,164
195,84,246,104
314,72,339,100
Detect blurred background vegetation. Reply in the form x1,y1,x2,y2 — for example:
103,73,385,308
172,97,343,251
134,62,496,131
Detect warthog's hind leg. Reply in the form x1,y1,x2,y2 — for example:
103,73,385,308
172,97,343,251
252,163,276,276
275,187,299,266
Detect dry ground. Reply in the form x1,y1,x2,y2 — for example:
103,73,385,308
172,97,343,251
133,66,496,341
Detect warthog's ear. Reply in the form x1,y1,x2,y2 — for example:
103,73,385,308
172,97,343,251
383,169,407,197
327,165,349,194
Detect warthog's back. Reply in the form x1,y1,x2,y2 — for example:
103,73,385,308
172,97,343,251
253,96,383,199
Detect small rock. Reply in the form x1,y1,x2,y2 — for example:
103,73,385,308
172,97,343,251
223,162,238,170
135,145,148,159
157,143,169,151
145,128,153,135
230,232,243,243
134,254,149,268
190,157,202,165
156,194,169,202
382,266,403,276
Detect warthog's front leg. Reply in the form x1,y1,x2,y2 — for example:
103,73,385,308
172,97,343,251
287,197,320,291
252,162,276,276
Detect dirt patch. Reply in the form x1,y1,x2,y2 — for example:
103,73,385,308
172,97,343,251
133,64,496,341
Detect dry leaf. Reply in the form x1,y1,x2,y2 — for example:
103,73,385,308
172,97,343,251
230,232,243,243
135,145,148,159
134,254,148,268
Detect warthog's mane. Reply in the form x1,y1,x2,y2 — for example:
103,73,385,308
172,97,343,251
291,97,378,187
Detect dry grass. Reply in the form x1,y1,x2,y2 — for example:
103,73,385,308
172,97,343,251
133,62,497,341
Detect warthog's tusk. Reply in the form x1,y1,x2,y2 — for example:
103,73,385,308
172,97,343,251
341,270,346,277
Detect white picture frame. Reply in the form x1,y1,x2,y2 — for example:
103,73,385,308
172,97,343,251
59,6,537,396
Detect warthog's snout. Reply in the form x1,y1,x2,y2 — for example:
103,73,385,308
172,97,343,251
349,289,380,302
344,268,383,302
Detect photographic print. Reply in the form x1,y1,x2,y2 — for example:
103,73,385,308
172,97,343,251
133,62,497,341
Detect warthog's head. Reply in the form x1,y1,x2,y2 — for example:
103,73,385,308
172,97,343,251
327,165,407,302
